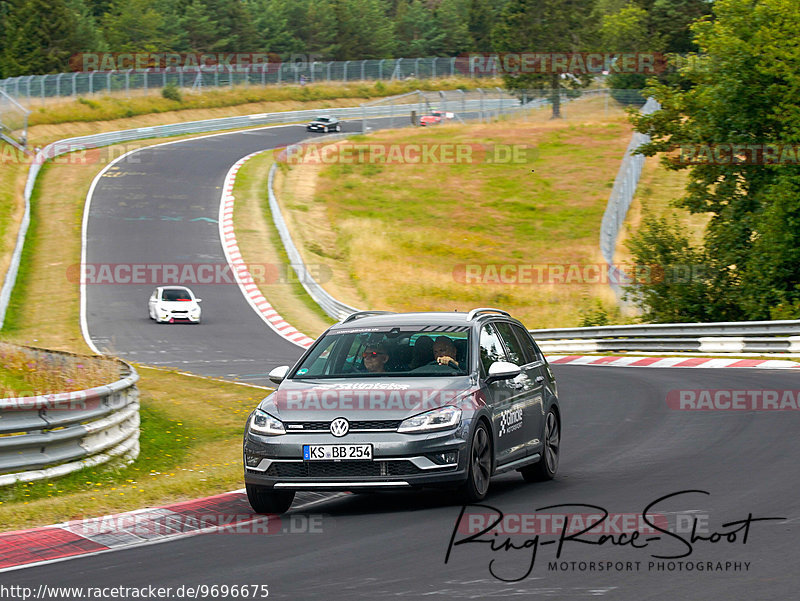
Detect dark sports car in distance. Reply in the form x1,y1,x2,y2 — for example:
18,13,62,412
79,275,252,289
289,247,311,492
307,115,341,132
243,308,561,514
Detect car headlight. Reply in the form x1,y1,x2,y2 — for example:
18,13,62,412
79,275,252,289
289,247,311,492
398,406,461,433
249,409,285,435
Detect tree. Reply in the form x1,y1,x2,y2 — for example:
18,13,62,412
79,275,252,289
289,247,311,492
598,3,656,104
394,0,442,57
594,0,713,99
101,0,172,52
1,0,85,75
629,0,800,320
435,0,472,56
179,0,259,53
66,0,107,52
492,0,595,118
467,0,494,52
333,0,395,60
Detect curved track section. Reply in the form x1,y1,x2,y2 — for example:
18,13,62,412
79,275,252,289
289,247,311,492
82,125,333,382
44,121,799,599
6,366,799,599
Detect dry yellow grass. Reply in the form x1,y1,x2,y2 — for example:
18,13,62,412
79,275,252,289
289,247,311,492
275,95,635,327
615,155,709,266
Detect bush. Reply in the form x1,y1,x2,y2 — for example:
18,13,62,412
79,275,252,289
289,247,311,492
579,300,610,327
161,83,182,102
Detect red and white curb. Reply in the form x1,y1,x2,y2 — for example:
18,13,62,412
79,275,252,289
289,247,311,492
546,355,800,369
0,490,254,571
219,152,315,348
0,490,340,572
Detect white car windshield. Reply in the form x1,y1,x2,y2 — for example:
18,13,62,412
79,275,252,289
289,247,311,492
162,289,192,301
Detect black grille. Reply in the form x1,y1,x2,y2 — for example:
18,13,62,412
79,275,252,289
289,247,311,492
266,460,424,478
284,420,401,432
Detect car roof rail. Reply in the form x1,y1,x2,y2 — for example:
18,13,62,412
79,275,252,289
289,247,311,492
467,307,511,320
341,310,397,324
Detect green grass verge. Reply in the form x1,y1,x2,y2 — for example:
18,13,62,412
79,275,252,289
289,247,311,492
0,162,45,337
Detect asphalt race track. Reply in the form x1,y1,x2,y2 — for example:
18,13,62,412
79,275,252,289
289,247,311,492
5,366,799,599
82,124,333,383
9,121,798,599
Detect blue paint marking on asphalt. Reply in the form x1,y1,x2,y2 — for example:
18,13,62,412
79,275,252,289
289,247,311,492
191,217,219,223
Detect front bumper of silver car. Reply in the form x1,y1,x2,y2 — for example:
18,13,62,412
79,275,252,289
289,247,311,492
243,428,468,491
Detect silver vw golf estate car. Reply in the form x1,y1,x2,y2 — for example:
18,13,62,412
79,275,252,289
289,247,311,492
243,308,560,513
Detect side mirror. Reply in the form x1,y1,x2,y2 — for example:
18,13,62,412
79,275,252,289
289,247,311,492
196,298,202,303
486,361,521,384
268,365,290,385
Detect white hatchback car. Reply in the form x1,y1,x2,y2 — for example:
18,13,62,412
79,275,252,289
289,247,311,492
148,286,202,324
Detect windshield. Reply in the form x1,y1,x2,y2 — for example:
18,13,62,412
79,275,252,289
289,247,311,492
291,326,471,378
162,289,192,301
315,117,330,122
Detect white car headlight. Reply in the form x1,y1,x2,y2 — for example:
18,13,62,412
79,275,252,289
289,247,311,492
398,406,461,434
249,409,285,435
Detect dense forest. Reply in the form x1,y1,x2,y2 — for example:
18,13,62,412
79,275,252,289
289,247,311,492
0,0,710,78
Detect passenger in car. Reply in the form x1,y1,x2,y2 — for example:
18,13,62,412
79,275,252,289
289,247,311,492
362,344,390,373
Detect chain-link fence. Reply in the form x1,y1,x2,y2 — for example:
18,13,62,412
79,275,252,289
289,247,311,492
0,89,30,149
360,87,617,133
599,96,661,299
0,57,491,105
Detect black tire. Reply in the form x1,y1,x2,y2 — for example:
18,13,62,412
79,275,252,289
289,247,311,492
335,124,341,132
457,420,492,503
246,484,295,514
520,409,560,482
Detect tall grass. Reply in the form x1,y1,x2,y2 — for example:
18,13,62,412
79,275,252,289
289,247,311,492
0,342,120,397
278,96,637,327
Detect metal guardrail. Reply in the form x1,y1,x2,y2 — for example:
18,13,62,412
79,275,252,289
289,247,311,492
267,161,359,321
530,319,800,339
0,343,139,486
530,320,800,354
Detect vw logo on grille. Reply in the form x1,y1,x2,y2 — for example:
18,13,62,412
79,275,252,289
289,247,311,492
330,417,349,437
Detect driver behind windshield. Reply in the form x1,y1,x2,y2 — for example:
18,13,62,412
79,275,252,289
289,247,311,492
432,336,459,368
